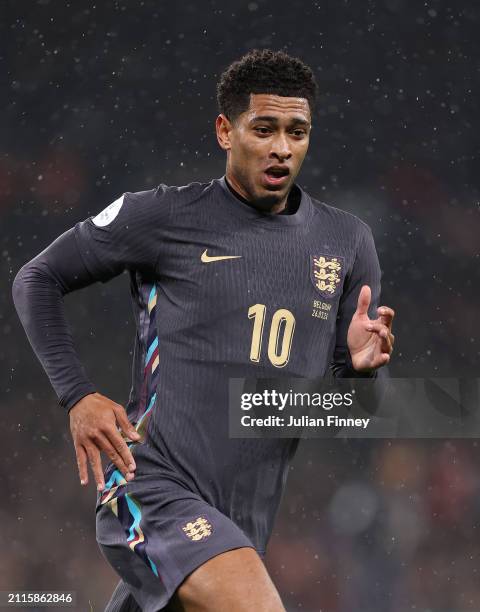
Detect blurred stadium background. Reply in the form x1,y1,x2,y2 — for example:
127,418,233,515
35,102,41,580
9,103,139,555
2,1,479,610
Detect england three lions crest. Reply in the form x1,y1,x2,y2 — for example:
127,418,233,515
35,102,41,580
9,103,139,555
180,516,213,542
310,254,345,298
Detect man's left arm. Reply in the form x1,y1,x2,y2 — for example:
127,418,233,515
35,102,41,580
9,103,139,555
331,224,395,378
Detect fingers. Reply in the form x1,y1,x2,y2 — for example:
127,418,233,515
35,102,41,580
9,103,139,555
84,444,106,491
76,444,88,486
113,404,141,442
94,430,135,482
377,306,395,330
70,395,141,491
366,322,389,336
355,285,371,317
377,353,391,366
365,322,394,354
105,428,137,474
75,428,136,491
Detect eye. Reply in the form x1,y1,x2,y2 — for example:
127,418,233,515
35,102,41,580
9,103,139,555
292,129,307,138
254,126,272,135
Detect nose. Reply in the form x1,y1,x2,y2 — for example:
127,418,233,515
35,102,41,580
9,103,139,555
270,132,292,162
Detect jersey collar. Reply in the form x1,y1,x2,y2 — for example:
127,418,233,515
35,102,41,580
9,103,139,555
218,176,312,227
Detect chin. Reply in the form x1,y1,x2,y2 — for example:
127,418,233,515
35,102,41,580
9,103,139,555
260,182,289,197
254,191,284,211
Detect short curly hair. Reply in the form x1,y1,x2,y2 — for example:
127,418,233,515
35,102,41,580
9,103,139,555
217,49,318,122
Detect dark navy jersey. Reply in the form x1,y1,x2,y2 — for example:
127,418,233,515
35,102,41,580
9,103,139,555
13,176,381,552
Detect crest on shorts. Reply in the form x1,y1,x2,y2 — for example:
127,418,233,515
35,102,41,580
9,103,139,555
310,254,344,298
181,516,213,542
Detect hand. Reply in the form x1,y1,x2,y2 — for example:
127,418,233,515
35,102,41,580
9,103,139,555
69,392,141,491
347,285,395,372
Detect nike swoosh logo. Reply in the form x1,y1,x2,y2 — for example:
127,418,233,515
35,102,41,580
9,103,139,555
201,249,242,263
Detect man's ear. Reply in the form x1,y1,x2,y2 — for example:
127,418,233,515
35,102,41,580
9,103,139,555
216,114,233,151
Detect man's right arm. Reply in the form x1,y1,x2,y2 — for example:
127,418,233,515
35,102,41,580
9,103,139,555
12,227,141,489
12,228,99,410
12,188,169,489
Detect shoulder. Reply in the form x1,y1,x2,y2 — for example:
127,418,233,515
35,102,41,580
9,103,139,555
132,180,215,205
310,195,373,236
123,179,215,217
308,195,375,254
94,180,215,229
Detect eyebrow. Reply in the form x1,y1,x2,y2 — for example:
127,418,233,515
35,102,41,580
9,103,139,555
250,115,310,127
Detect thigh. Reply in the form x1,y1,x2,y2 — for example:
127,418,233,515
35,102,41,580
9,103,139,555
96,485,257,611
169,547,285,612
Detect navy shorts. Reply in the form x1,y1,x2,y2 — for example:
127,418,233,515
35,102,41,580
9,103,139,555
96,482,254,611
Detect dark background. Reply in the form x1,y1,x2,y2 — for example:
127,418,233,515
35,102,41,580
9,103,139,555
2,1,479,610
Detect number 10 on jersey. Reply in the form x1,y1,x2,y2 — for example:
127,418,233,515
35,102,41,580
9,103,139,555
248,304,296,368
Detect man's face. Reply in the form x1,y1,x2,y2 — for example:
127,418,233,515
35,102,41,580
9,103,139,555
216,94,311,210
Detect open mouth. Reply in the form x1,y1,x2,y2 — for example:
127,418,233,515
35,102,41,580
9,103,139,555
263,166,290,186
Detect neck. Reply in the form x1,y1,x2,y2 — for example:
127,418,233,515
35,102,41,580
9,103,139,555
225,170,289,214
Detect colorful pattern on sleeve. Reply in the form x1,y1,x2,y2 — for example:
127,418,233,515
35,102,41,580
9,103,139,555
100,282,159,506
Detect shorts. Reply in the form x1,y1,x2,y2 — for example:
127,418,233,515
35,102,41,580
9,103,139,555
96,482,255,612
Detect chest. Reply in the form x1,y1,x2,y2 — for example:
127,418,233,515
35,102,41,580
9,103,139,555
157,222,355,327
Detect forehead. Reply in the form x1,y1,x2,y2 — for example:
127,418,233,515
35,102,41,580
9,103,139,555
244,93,311,122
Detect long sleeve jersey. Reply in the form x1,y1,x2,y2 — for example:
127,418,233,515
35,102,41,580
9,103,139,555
12,176,381,552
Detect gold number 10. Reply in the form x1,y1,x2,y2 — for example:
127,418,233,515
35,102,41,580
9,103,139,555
248,304,296,368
